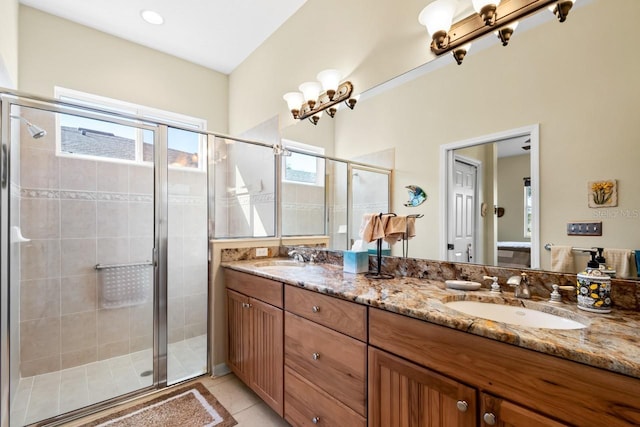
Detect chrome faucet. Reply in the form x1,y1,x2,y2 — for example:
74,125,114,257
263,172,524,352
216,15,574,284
507,272,531,299
288,249,307,262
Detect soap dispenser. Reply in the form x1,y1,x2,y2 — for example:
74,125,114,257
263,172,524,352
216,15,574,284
595,247,606,268
586,250,599,272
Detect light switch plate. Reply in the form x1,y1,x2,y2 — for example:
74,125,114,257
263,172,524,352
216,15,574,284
567,221,602,236
255,247,268,257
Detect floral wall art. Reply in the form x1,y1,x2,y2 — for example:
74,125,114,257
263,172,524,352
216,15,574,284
588,179,617,208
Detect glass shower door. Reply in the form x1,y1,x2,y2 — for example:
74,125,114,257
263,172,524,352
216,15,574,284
166,126,208,384
7,104,156,425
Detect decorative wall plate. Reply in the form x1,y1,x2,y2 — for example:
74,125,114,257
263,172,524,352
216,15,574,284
404,185,427,207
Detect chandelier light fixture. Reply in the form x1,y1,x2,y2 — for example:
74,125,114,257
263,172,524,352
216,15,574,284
283,69,359,125
419,0,577,65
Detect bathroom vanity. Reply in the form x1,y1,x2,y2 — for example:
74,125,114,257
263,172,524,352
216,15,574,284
223,260,640,427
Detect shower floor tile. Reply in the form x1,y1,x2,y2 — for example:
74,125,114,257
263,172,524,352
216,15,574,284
10,335,207,427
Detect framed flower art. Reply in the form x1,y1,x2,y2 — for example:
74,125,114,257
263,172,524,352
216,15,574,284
588,179,617,208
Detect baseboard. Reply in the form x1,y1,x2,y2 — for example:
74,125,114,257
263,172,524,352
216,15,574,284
212,363,231,377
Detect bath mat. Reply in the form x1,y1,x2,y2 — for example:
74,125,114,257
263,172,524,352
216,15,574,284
81,382,237,427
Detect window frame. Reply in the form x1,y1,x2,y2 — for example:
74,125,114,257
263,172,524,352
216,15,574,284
54,87,207,170
281,139,325,187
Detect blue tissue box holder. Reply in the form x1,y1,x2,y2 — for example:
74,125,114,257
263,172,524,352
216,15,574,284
344,251,369,274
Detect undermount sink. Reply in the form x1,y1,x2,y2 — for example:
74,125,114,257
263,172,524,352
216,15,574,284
253,260,306,268
445,300,588,330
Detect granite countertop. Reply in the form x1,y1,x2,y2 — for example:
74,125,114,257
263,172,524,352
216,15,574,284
222,258,640,380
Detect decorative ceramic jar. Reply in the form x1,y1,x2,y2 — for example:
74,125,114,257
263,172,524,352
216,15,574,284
576,269,612,313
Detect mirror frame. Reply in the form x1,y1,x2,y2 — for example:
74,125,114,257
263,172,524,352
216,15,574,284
439,124,540,268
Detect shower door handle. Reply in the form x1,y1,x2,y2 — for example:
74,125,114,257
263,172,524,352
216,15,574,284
1,144,7,188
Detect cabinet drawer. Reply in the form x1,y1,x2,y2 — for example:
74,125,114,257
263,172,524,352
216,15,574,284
284,312,366,416
285,285,367,340
224,269,282,308
284,367,366,427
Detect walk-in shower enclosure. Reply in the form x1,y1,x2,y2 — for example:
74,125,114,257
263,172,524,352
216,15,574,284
0,93,210,426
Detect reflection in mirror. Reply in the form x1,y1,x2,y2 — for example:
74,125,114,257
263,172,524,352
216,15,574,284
212,136,276,238
281,140,326,237
441,125,540,269
327,159,348,250
276,2,639,281
350,166,391,252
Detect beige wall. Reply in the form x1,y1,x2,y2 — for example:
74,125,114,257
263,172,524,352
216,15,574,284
18,6,228,133
229,0,434,136
0,0,18,87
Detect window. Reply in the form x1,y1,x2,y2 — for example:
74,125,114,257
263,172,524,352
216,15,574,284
55,87,207,169
281,139,325,186
523,177,532,238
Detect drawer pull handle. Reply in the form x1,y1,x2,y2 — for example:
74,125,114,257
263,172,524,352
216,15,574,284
483,412,497,425
312,305,320,313
312,352,320,361
242,303,252,309
456,400,468,412
312,417,320,424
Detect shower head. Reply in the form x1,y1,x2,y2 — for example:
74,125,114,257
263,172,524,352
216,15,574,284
10,115,47,139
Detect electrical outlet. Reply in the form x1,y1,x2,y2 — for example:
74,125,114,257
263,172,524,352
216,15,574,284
255,247,268,257
567,221,602,236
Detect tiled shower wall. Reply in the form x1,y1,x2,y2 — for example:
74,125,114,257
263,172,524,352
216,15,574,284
16,108,207,377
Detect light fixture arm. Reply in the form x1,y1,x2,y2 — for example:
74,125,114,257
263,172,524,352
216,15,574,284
297,81,354,121
552,0,574,22
430,0,558,56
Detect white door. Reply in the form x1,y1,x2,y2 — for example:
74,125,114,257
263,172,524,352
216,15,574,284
448,159,477,263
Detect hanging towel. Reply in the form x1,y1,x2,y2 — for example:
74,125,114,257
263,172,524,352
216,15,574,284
359,213,376,243
406,217,416,239
383,216,407,244
550,245,575,273
359,213,388,243
603,248,634,278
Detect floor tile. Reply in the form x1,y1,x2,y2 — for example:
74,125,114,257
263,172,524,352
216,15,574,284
234,401,290,426
206,375,260,415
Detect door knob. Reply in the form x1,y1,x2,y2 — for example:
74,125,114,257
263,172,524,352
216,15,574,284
311,417,320,424
456,400,468,412
312,352,320,360
312,305,320,313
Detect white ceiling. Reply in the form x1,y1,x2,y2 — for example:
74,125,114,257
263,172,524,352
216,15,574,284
19,0,307,74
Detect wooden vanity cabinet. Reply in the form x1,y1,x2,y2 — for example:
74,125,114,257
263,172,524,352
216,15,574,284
369,307,640,427
369,347,476,427
283,285,367,426
225,270,284,416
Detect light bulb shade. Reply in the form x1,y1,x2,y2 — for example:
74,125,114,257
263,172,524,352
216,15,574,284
418,0,456,36
316,69,342,92
298,82,322,102
472,0,501,13
283,92,304,110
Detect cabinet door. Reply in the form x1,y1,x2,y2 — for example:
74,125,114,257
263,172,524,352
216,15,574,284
250,297,284,417
369,347,476,427
227,289,250,384
481,393,568,427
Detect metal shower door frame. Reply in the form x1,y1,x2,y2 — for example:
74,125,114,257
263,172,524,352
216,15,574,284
0,93,178,426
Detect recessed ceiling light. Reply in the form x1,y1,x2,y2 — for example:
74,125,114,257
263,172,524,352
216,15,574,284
141,10,164,25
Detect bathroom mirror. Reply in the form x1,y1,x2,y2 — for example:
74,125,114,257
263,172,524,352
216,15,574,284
279,1,640,280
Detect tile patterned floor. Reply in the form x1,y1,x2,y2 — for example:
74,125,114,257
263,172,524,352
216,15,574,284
10,335,207,426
